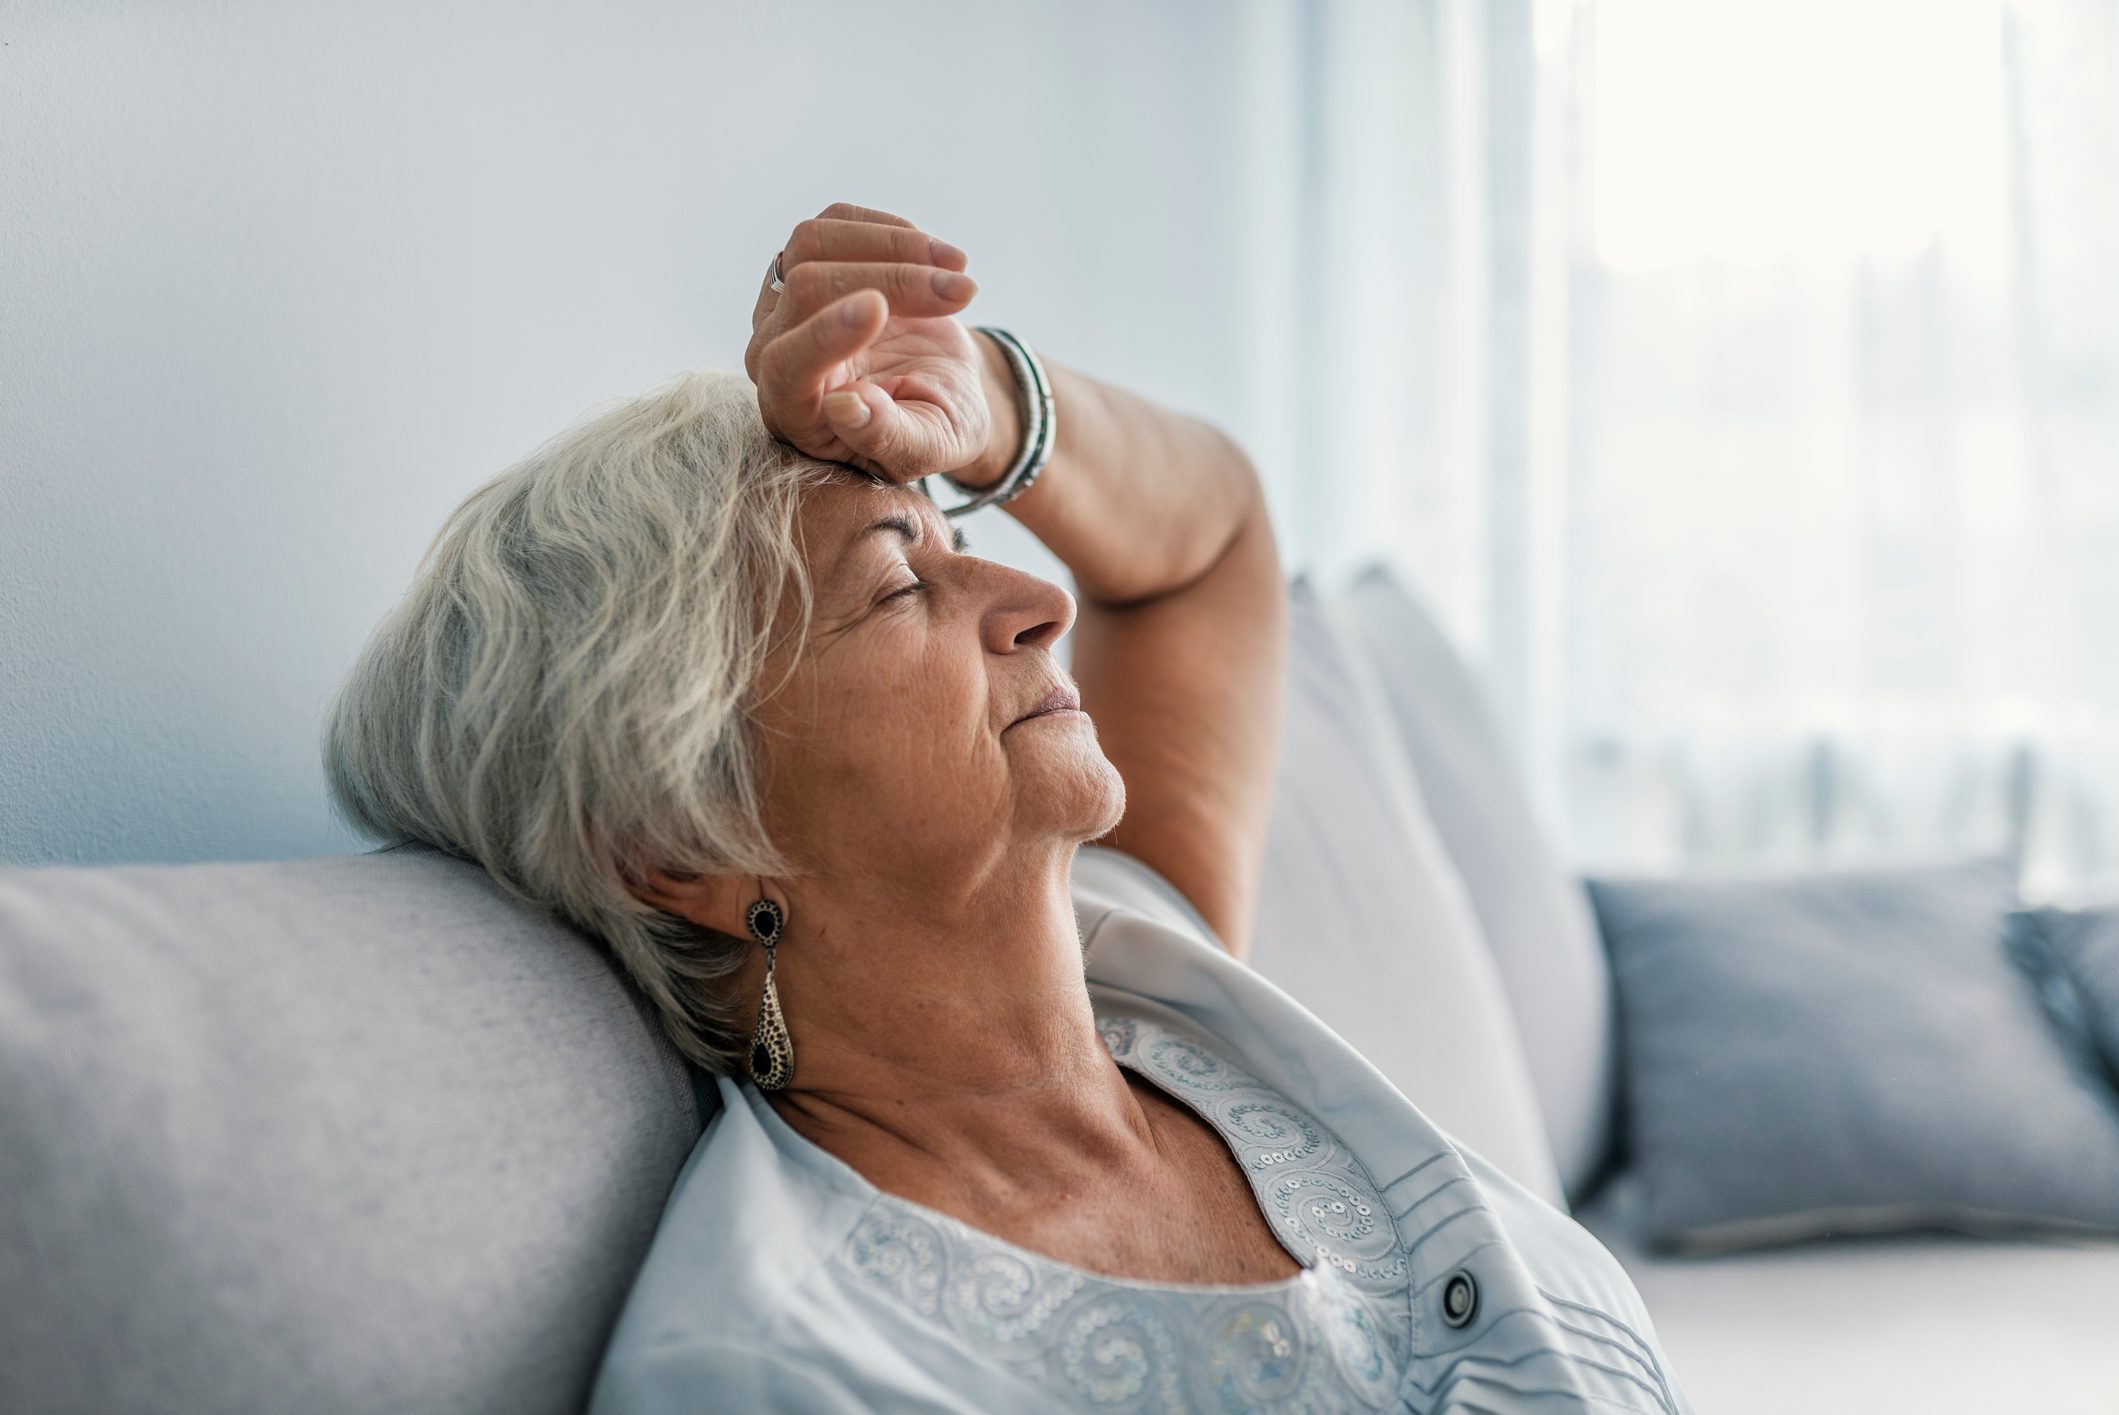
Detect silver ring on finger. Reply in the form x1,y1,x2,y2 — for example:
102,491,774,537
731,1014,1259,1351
768,250,787,293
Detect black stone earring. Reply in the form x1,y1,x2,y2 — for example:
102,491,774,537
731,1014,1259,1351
745,897,793,1090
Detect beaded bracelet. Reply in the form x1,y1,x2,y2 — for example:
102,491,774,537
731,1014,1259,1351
929,327,1055,518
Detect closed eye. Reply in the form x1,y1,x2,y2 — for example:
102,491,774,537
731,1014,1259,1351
881,579,929,605
863,520,965,611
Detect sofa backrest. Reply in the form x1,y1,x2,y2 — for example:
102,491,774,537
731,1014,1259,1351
1338,565,1619,1202
1248,581,1566,1206
0,845,707,1415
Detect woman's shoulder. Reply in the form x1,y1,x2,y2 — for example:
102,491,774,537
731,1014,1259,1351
589,1331,864,1414
590,1072,1095,1415
586,1076,871,1391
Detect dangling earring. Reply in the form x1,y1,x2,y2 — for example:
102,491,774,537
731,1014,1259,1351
745,896,794,1090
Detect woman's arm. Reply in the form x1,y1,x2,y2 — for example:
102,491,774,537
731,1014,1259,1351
962,339,1287,962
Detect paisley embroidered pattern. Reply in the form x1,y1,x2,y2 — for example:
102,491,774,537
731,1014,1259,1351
834,1007,1414,1411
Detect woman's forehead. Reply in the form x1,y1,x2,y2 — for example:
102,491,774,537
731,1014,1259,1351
803,472,958,563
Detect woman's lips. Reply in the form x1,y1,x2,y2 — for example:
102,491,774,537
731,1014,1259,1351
1013,683,1083,725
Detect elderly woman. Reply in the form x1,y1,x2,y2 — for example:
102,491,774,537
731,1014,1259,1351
325,203,1693,1413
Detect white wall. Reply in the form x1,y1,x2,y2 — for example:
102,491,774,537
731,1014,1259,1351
0,1,1305,865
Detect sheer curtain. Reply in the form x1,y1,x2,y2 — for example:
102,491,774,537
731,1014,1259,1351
1244,0,2119,904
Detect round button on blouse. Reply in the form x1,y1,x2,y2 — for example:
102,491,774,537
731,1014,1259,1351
1440,1269,1479,1328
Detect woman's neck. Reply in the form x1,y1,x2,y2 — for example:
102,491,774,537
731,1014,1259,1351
759,846,1158,1216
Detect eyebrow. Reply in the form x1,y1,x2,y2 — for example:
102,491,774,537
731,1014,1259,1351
834,513,970,576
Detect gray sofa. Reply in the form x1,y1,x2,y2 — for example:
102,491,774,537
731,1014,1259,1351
5,569,2117,1414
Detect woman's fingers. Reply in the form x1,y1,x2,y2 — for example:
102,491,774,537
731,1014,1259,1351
748,202,979,479
819,380,953,482
812,200,917,229
758,291,888,415
753,203,966,341
784,218,968,273
778,259,976,319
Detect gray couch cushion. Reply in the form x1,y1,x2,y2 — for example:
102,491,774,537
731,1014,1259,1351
0,845,708,1415
2029,901,2119,1088
1580,1179,2119,1415
1249,580,1565,1207
1338,565,1617,1202
1585,854,2119,1253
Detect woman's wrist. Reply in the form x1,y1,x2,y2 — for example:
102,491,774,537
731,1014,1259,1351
960,328,1025,489
988,358,1265,608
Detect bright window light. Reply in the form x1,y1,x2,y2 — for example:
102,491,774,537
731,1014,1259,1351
1593,0,2011,270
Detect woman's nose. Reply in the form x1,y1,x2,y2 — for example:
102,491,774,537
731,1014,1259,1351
984,567,1075,654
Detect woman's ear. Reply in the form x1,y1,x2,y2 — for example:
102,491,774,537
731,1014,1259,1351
624,862,751,937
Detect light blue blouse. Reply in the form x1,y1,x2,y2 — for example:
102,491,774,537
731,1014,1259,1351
589,846,1696,1414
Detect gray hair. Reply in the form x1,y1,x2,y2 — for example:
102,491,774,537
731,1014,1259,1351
323,367,838,1075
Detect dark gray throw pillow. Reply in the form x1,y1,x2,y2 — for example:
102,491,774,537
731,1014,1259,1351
2025,901,2119,1092
1585,854,2119,1254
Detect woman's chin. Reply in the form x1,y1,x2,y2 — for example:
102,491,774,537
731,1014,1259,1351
1076,763,1129,842
999,725,1126,841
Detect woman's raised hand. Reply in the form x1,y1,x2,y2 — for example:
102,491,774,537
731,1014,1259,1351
746,203,1002,485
